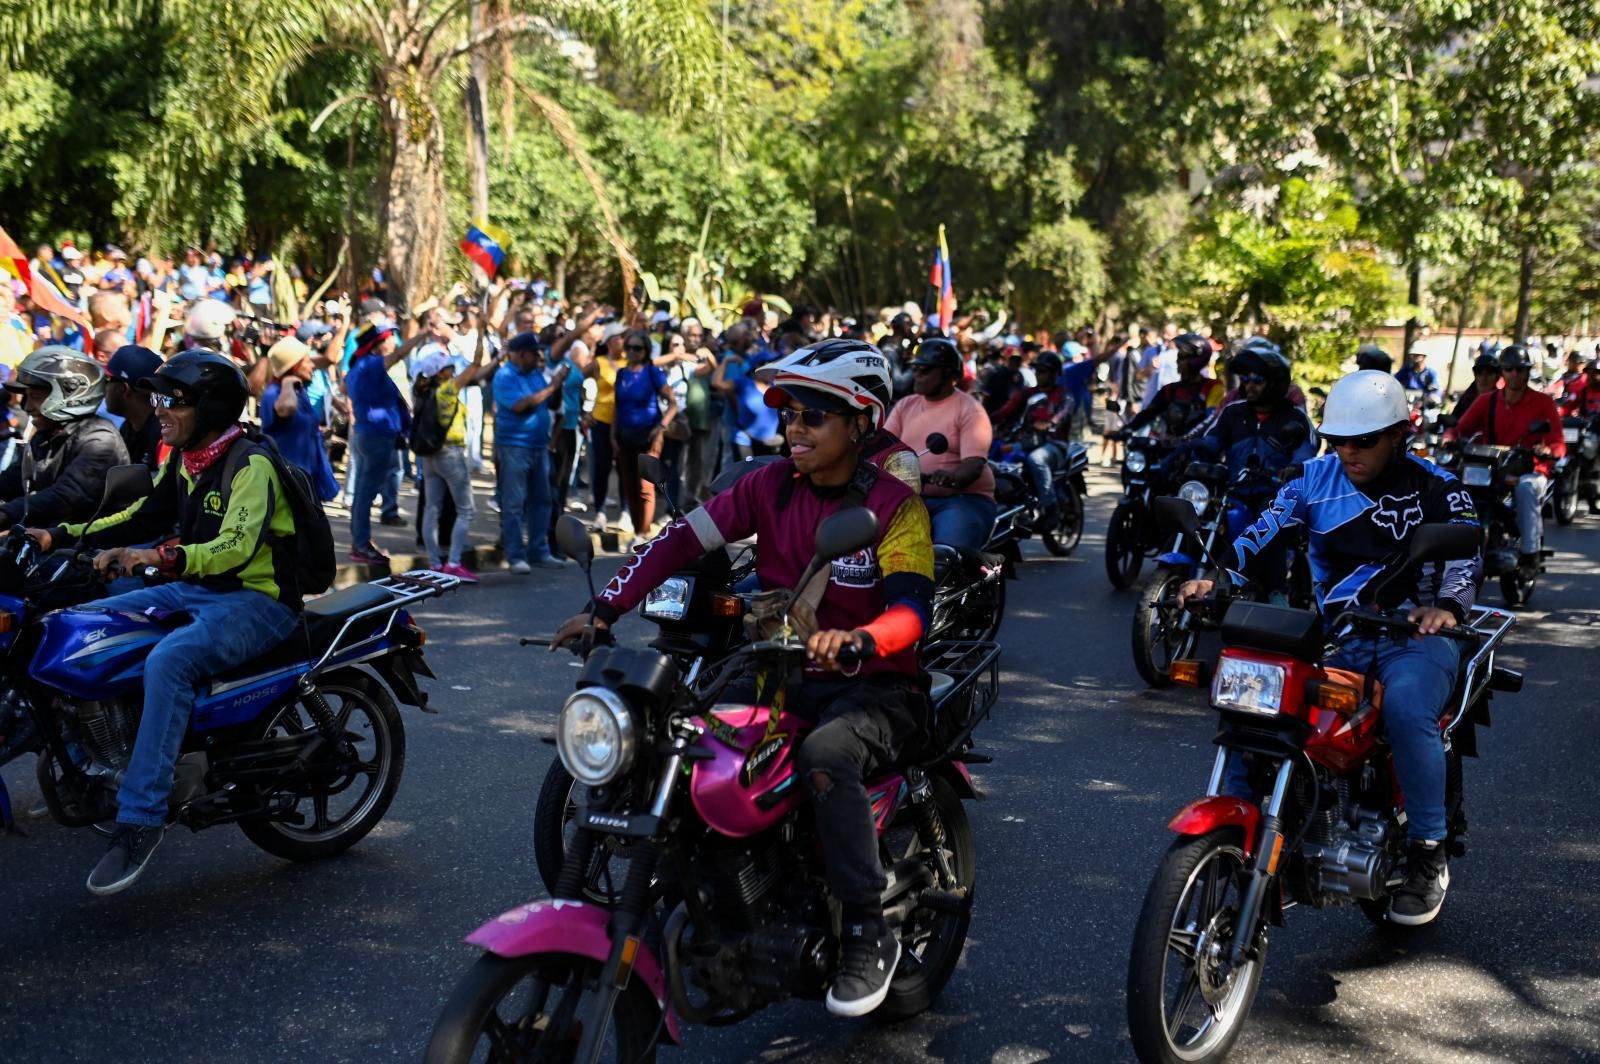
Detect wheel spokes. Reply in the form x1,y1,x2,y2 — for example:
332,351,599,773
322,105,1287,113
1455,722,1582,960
1167,973,1202,1041
1168,925,1200,963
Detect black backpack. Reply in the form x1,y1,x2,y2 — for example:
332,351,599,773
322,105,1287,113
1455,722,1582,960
408,385,447,457
223,429,337,596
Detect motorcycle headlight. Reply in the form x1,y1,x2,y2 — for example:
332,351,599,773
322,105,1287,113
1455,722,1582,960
1211,657,1286,716
556,688,636,786
1463,464,1492,487
1564,426,1582,444
1125,450,1148,474
642,576,691,621
1177,480,1211,513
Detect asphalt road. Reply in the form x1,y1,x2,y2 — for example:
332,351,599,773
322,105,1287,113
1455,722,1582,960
3,469,1598,1063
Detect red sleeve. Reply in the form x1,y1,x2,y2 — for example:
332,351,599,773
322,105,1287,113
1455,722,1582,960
860,603,924,658
1451,391,1490,441
995,390,1024,422
1539,394,1566,457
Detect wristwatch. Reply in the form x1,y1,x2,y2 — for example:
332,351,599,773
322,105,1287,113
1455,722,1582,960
157,544,184,574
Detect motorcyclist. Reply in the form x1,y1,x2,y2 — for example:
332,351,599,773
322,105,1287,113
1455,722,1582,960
1178,369,1482,925
991,348,1107,530
1446,344,1564,570
1558,358,1600,420
883,338,996,550
1355,342,1393,373
551,341,934,1019
1394,343,1442,406
0,346,130,530
1449,353,1502,421
1116,333,1223,439
105,345,166,470
1171,339,1316,483
27,351,301,895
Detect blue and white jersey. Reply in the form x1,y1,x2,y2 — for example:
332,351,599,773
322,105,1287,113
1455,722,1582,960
1227,452,1481,619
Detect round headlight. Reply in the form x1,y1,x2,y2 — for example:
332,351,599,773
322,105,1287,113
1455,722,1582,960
556,688,636,786
1125,450,1148,474
1177,480,1211,513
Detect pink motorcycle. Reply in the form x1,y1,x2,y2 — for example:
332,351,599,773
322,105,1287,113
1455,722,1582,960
425,510,1000,1063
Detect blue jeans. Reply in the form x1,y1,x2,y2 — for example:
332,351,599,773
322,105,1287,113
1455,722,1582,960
1025,441,1069,506
923,493,998,551
499,443,554,564
350,430,400,550
1224,634,1461,842
422,445,475,567
102,584,298,827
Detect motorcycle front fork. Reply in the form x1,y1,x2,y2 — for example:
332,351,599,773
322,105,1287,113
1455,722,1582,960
1229,757,1294,968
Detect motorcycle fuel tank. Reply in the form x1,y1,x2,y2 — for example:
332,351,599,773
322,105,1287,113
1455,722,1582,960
31,606,166,700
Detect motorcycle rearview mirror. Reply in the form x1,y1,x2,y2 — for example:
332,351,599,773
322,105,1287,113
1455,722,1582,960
70,463,154,550
554,514,594,573
1406,523,1480,565
636,453,682,519
1152,496,1203,538
923,432,949,456
785,507,881,623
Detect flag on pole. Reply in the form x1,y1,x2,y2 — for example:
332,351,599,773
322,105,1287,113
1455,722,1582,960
459,222,511,278
0,224,89,329
928,225,956,332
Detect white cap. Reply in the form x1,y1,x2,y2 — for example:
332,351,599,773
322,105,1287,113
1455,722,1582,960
1319,370,1410,438
1407,342,1427,357
186,299,236,340
414,351,451,379
600,322,628,342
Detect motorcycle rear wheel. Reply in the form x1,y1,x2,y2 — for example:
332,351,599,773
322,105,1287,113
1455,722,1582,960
424,952,657,1064
1043,488,1084,557
1105,501,1146,590
879,774,976,1022
1127,828,1264,1064
1555,487,1577,525
238,669,404,861
1132,569,1198,688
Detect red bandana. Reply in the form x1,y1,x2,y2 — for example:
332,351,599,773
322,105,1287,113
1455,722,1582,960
183,423,243,478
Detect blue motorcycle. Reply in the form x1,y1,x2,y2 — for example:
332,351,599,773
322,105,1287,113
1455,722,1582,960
0,513,454,861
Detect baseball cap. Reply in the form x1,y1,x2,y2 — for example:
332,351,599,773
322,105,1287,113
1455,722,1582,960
295,321,333,343
186,299,236,341
414,351,451,379
60,246,83,262
106,345,163,384
267,337,312,377
601,322,628,342
359,297,387,317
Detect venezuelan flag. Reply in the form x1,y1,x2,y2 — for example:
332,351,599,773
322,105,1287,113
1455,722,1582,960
0,224,89,328
928,224,955,331
459,222,511,278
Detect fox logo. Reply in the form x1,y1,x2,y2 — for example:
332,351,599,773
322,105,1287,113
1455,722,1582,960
1373,493,1424,540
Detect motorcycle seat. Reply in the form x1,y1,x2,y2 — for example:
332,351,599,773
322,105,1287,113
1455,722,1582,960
303,583,399,649
933,544,1003,580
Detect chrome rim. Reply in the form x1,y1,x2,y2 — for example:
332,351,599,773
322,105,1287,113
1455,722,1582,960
1160,843,1258,1060
260,683,390,843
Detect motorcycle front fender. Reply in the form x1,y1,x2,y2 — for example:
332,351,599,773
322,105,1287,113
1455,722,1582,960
1168,796,1260,856
466,899,682,1044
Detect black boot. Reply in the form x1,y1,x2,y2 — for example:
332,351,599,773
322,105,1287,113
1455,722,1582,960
1389,839,1449,926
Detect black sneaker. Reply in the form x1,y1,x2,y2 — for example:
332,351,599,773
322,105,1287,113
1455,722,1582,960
825,918,901,1017
87,824,165,896
1389,840,1449,926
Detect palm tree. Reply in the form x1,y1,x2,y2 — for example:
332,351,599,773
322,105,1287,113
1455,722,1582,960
1,0,715,310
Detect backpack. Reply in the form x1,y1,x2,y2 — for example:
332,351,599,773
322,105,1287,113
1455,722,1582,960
223,429,337,596
408,384,448,457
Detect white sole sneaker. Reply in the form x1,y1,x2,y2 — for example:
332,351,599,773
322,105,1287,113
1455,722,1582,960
1388,866,1449,926
824,939,901,1018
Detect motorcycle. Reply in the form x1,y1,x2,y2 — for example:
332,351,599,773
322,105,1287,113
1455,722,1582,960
1104,434,1176,590
988,397,1089,558
0,464,453,860
1130,462,1308,688
1551,414,1599,525
427,512,999,1064
918,432,1009,644
1125,503,1519,1064
1444,429,1553,606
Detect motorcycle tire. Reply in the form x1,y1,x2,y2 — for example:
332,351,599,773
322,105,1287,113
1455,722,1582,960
1131,568,1198,689
1126,827,1265,1064
879,774,977,1022
534,760,653,905
1555,488,1577,526
424,952,657,1064
1043,488,1084,557
1499,568,1535,607
1104,501,1146,590
238,668,405,861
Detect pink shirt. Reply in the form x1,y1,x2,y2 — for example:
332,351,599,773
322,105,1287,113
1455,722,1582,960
885,391,996,499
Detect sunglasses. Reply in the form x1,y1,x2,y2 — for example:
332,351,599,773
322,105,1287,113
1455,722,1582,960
780,407,835,429
1502,365,1531,374
911,364,942,374
624,343,649,353
1325,431,1384,450
149,392,194,410
1237,373,1267,385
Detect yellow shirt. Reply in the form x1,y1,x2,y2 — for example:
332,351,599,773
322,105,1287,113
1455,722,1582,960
434,377,467,447
591,354,618,426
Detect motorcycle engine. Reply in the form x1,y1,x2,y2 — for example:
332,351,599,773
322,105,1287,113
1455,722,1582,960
1299,779,1392,902
61,697,142,770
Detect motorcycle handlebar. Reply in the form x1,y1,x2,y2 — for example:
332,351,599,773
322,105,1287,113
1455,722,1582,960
1329,608,1481,643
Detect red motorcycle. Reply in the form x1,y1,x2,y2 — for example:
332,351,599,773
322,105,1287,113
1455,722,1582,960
1125,502,1520,1064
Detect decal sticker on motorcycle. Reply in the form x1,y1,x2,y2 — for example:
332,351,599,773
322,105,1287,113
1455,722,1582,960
1373,493,1424,540
740,735,786,787
830,547,879,588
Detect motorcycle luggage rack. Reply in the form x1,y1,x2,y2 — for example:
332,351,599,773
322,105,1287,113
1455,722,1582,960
304,569,460,679
1442,604,1516,738
920,639,1002,763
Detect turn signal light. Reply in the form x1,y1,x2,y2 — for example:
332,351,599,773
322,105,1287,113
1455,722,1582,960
0,609,14,634
1310,681,1360,716
398,624,426,647
1170,659,1204,687
710,593,744,618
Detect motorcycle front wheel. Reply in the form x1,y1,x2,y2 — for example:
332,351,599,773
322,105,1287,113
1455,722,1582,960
1555,486,1578,525
1104,501,1146,589
1131,568,1198,688
1043,487,1084,557
534,760,650,905
1127,828,1265,1064
424,952,657,1064
1499,566,1535,607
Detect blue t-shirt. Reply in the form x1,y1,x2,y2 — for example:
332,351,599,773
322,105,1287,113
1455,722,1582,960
721,357,748,436
493,363,553,449
613,363,668,436
179,264,210,301
552,356,585,423
346,353,407,438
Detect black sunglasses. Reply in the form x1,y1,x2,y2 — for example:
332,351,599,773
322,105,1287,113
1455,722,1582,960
1502,365,1531,373
780,407,834,428
149,392,194,410
911,364,943,374
624,343,649,353
1325,431,1384,450
1237,373,1267,385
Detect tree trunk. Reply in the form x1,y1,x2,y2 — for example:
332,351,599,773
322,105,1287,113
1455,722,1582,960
1402,256,1422,356
1512,241,1535,342
553,255,567,298
381,72,446,315
466,0,491,225
1443,257,1481,399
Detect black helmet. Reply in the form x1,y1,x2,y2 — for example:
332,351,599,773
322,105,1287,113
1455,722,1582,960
1033,351,1064,374
141,349,249,447
1472,352,1502,374
1231,337,1291,402
910,337,961,378
1173,332,1212,366
1355,343,1393,373
1498,344,1533,370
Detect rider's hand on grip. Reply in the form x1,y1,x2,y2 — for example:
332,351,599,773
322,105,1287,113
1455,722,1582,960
807,628,873,671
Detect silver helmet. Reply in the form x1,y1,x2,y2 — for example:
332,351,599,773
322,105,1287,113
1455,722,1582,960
7,345,108,421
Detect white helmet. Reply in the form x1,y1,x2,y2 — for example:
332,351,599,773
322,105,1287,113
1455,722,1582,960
754,339,893,429
1319,369,1409,438
185,298,236,341
5,346,107,421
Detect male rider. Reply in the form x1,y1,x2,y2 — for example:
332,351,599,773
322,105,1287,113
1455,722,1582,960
1446,345,1564,572
104,345,166,469
1117,333,1224,439
1450,354,1502,421
552,339,934,1018
1395,343,1442,406
1558,359,1600,420
1354,342,1393,374
992,346,1111,530
0,346,129,530
883,338,996,550
28,351,301,895
1179,369,1482,925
